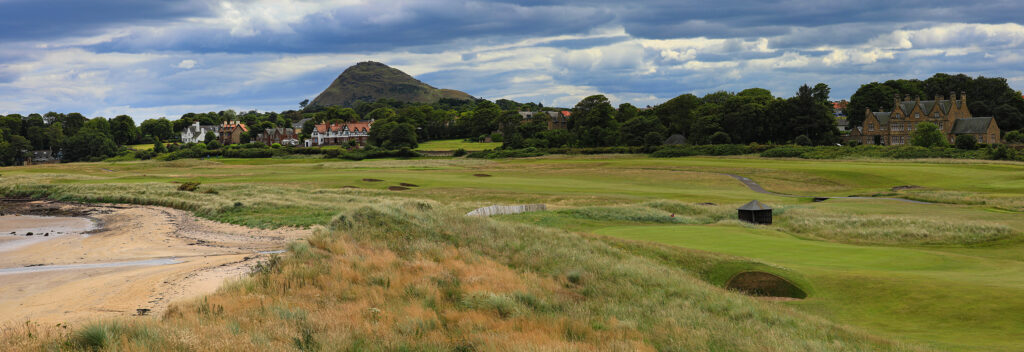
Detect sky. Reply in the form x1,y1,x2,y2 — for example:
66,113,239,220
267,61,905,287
1,0,1023,119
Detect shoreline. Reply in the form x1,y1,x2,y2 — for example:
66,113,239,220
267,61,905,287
0,199,308,324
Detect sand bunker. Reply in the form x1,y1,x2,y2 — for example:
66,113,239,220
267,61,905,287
0,200,308,324
725,271,806,299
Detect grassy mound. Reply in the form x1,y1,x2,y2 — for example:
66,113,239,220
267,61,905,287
2,200,919,351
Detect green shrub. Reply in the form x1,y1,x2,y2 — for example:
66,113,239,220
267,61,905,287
956,134,977,150
452,148,467,157
1004,130,1024,144
760,146,809,158
467,148,546,159
177,182,201,192
652,144,757,158
709,131,731,145
910,122,947,147
794,135,812,146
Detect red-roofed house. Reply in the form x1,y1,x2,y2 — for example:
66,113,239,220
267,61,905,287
218,121,249,145
304,121,373,147
832,100,849,117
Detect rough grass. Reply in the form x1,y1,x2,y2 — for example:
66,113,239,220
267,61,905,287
0,176,406,228
504,200,1020,247
1,156,1021,350
1,201,916,351
898,189,1024,212
777,208,1019,245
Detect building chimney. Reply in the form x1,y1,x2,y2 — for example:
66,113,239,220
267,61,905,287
894,93,901,108
959,91,966,103
936,94,943,101
903,94,910,102
949,91,956,103
915,95,920,103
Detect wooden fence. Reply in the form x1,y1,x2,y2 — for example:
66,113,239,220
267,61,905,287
466,204,546,217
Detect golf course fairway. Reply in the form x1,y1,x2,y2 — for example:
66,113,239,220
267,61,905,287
595,224,1024,351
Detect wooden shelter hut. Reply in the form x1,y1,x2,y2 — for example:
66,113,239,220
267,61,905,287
738,200,772,224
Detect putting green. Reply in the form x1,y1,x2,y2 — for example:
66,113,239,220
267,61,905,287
595,224,1024,351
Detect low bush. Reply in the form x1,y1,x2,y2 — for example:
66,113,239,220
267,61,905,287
652,144,760,157
177,182,201,192
467,148,546,159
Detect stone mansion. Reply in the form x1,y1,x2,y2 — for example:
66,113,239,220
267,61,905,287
850,92,1001,145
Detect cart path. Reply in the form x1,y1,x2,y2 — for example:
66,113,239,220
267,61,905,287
720,173,933,204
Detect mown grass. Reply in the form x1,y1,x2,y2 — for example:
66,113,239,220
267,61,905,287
0,155,1021,351
595,224,1024,351
126,144,154,151
415,139,502,151
1,200,925,351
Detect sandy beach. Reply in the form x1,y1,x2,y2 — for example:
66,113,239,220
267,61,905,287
0,200,308,324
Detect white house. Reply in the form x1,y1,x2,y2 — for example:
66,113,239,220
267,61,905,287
180,121,219,144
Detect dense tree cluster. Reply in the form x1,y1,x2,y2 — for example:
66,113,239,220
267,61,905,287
494,83,839,149
847,73,1024,132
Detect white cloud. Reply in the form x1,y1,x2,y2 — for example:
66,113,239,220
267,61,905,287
3,11,1024,117
176,59,197,69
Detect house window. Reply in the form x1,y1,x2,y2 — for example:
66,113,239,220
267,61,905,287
915,113,920,119
934,113,939,118
979,135,984,143
894,114,900,119
868,123,875,131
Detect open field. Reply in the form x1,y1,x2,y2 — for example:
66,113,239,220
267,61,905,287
415,139,503,151
0,154,1021,350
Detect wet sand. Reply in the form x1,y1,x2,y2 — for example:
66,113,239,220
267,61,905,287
0,200,308,324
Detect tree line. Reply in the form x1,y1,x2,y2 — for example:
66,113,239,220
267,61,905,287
2,73,1021,166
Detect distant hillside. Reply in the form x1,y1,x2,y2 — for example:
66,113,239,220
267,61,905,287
308,61,475,108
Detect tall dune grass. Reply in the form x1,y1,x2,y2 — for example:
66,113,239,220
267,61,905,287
0,199,925,351
777,208,1019,246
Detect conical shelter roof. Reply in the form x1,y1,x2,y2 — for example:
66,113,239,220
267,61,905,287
737,200,772,211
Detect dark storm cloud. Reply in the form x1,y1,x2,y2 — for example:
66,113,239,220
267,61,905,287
87,1,616,54
0,0,211,41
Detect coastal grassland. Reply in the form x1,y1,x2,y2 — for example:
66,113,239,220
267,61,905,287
415,139,502,151
1,155,1021,351
1,201,922,351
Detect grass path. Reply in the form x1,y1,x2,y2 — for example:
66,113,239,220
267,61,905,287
595,224,1024,351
